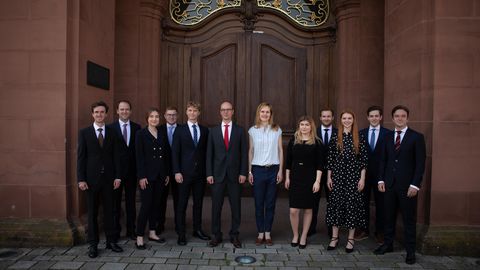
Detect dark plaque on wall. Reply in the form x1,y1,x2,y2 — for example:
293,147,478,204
87,61,110,90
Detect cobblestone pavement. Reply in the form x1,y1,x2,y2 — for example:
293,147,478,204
1,198,478,269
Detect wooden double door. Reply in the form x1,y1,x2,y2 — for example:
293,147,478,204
161,13,335,134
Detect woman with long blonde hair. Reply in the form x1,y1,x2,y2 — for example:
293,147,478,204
325,110,368,253
284,116,325,249
248,102,283,246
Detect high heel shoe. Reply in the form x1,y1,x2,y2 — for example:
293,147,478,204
345,238,355,253
290,241,299,247
327,236,339,250
299,241,307,249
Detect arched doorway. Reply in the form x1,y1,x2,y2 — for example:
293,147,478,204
160,1,336,133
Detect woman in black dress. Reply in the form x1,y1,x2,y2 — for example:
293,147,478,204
326,110,368,253
285,116,324,249
135,108,170,249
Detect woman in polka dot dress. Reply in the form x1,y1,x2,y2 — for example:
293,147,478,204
325,110,368,253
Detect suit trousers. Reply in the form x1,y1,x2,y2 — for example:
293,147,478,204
86,175,115,246
175,176,207,235
310,173,331,235
210,177,242,240
136,180,164,236
361,177,384,234
252,165,278,233
158,176,179,232
113,175,137,240
383,184,417,254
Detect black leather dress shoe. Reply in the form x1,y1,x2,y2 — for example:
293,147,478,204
230,237,242,248
208,238,222,247
193,230,211,240
373,244,393,255
88,245,98,258
177,234,187,246
106,242,123,253
405,253,416,264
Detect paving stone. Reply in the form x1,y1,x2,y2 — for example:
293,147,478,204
27,249,51,256
124,263,153,270
80,262,104,270
254,267,277,270
192,247,214,253
198,266,220,270
331,261,357,267
255,249,277,254
307,261,334,267
153,251,181,258
99,262,128,270
46,248,69,256
16,255,37,261
354,254,380,261
171,246,193,252
32,256,52,261
219,267,234,270
0,261,15,270
189,259,209,265
298,248,321,254
202,253,226,260
234,249,256,254
50,261,84,269
142,258,167,264
284,260,308,267
30,261,56,270
214,248,234,253
166,258,190,264
131,250,155,258
332,254,358,261
264,254,288,261
51,255,76,261
96,257,122,263
152,264,178,270
309,254,334,261
209,259,228,266
264,261,284,267
65,247,87,256
7,261,36,269
177,265,197,270
180,252,203,259
119,257,143,263
287,254,311,261
354,261,376,267
277,267,299,270
232,267,254,270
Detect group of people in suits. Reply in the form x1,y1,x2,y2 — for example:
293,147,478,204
77,100,425,265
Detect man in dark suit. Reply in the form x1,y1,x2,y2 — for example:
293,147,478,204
157,106,179,235
206,101,248,248
172,101,211,245
356,106,391,243
108,100,141,241
310,108,337,237
77,101,124,258
374,105,426,265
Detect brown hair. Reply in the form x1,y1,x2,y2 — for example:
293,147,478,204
391,105,409,117
145,107,160,123
186,101,201,111
116,100,132,110
337,110,360,155
165,106,178,113
91,101,109,113
294,115,318,145
254,102,279,131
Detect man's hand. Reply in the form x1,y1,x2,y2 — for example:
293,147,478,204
139,178,148,190
207,176,214,185
78,181,88,191
407,186,418,197
113,179,121,189
239,175,246,184
165,176,170,186
378,182,385,192
175,173,183,184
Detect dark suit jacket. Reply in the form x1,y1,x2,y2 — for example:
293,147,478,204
135,127,170,182
108,120,141,180
379,128,426,189
172,123,209,178
206,123,248,182
77,125,122,186
360,126,391,182
316,126,338,146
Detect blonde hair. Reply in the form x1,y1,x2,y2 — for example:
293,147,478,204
254,102,279,131
337,110,360,155
294,116,318,145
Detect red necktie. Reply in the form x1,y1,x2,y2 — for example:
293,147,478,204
224,124,229,150
395,130,402,151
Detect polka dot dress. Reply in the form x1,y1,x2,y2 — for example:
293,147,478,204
326,132,368,229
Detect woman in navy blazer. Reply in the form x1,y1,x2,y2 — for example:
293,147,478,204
135,108,170,249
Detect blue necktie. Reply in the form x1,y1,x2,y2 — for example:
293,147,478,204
370,128,376,149
168,126,174,146
324,128,329,146
192,124,198,146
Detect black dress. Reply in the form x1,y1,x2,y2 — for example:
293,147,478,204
326,132,368,229
285,138,324,209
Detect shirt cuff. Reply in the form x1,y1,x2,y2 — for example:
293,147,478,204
410,184,419,190
378,181,385,184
